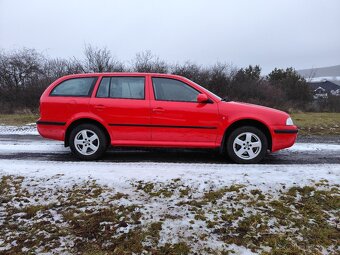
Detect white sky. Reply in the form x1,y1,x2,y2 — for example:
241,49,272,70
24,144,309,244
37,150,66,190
0,0,339,73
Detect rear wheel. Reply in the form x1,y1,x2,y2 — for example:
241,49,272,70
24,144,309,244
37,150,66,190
69,124,107,160
226,126,268,164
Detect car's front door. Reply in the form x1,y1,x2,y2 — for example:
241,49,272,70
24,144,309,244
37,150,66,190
150,77,219,146
90,76,151,143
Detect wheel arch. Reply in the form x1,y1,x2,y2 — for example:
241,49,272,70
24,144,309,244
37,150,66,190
64,118,111,147
220,119,272,153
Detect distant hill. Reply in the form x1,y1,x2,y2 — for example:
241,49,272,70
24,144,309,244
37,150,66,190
297,65,340,79
297,65,340,87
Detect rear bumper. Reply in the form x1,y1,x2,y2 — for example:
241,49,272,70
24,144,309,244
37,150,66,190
36,120,66,141
36,120,66,126
271,126,298,152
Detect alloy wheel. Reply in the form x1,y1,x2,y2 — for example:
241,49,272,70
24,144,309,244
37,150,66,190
74,129,100,156
232,132,262,160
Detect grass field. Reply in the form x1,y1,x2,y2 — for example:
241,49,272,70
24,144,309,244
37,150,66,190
0,114,38,126
0,113,339,136
291,113,340,136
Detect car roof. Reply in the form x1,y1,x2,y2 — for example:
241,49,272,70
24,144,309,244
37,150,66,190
61,72,183,79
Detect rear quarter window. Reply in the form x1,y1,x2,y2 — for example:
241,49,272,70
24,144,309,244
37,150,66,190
50,77,97,97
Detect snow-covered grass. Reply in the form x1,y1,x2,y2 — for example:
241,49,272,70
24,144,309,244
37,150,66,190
0,158,339,254
0,160,339,190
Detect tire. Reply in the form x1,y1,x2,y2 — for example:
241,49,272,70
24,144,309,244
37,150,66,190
69,123,107,160
226,126,268,164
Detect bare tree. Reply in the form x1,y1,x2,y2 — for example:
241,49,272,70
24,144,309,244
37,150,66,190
0,48,47,112
0,48,44,89
81,44,124,73
133,50,168,73
171,61,211,88
207,62,236,97
44,58,83,80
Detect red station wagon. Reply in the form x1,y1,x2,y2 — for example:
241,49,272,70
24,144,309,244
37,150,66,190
37,73,298,163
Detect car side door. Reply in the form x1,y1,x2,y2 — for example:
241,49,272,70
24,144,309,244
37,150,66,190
90,75,151,143
150,76,219,146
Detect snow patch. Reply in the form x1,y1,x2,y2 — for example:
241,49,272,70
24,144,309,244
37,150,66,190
0,124,38,135
289,143,340,151
0,160,339,192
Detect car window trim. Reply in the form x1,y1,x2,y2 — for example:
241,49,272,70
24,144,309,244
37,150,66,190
151,77,206,103
49,77,98,97
95,76,146,100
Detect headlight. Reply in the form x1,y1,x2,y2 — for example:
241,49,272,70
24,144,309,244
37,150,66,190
286,117,294,126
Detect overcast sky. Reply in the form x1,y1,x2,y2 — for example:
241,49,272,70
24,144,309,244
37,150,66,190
0,0,339,73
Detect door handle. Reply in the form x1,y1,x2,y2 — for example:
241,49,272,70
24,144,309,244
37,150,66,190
94,104,106,110
152,107,165,113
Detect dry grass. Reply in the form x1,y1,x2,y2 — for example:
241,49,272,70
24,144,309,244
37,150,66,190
0,114,38,126
291,112,340,135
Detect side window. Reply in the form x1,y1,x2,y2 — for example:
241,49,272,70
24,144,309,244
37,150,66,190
96,77,145,99
50,77,96,97
152,78,200,102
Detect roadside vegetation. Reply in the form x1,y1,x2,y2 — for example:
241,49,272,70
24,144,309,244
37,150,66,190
0,175,339,254
1,46,339,114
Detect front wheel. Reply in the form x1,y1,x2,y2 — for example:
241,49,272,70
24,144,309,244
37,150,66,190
69,124,107,160
226,126,268,164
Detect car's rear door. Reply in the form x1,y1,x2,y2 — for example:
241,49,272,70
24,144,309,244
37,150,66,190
90,75,151,143
150,76,219,146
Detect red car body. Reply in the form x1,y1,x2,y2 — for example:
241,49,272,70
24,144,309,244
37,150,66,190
37,73,298,163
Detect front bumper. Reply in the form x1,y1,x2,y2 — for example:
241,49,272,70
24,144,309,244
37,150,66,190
271,126,298,152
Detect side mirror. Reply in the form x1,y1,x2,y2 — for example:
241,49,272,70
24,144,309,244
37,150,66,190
197,93,209,103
